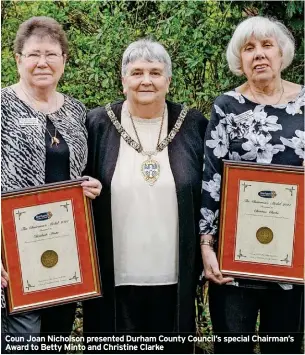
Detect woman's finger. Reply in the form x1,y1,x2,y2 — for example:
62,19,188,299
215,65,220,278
81,180,100,188
83,190,97,200
83,187,101,196
206,273,222,284
1,263,8,281
1,277,8,288
220,276,235,284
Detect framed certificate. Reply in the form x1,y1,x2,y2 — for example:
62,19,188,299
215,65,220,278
1,178,102,314
218,161,304,284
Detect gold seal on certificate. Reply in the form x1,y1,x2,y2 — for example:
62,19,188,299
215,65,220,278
13,199,82,293
217,161,304,284
234,180,297,266
256,227,273,244
1,179,102,315
41,250,58,268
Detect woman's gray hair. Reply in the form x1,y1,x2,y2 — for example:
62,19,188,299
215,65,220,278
121,39,172,77
226,16,295,76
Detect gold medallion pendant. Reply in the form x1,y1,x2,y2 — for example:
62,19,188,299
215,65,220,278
141,158,160,186
41,250,58,268
256,227,273,244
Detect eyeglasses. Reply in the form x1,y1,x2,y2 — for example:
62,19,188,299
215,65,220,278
20,52,63,64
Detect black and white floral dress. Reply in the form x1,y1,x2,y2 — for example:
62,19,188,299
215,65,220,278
200,87,305,241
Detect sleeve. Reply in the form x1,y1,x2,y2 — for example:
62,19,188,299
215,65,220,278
196,109,209,143
199,100,229,238
80,104,87,124
189,107,209,154
82,107,104,178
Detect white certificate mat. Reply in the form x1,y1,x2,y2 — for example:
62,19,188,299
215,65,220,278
235,180,297,266
14,200,81,293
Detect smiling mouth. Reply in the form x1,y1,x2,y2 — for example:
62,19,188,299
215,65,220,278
254,65,268,70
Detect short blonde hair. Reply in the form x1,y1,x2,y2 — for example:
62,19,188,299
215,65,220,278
226,16,295,76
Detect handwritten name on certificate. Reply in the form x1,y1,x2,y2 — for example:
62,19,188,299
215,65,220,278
14,200,81,293
235,180,298,266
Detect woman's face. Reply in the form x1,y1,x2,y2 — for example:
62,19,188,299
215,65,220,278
122,59,171,106
240,35,283,84
16,35,66,89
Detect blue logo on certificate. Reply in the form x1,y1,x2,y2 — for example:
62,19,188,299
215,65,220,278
34,211,53,221
258,191,277,198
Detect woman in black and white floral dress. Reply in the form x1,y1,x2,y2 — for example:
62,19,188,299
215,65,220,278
200,16,304,354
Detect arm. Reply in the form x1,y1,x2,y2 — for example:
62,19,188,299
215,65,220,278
200,100,233,284
81,108,104,199
1,262,9,288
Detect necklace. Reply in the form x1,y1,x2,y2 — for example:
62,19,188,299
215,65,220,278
105,102,189,186
45,120,60,147
249,80,284,105
19,84,60,147
129,110,165,186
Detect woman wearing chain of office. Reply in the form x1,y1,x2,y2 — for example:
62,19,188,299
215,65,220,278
83,39,208,349
1,16,101,352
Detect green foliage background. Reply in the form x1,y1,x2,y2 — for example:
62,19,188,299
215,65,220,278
1,0,304,117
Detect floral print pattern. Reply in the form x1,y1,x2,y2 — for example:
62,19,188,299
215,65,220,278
242,133,285,163
224,90,246,104
206,122,229,158
202,173,221,201
280,130,305,159
274,90,305,115
199,208,219,235
200,86,305,236
251,105,282,136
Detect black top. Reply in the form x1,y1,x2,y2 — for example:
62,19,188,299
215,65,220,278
200,87,305,237
45,116,70,183
83,100,208,333
200,87,305,288
1,86,88,192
